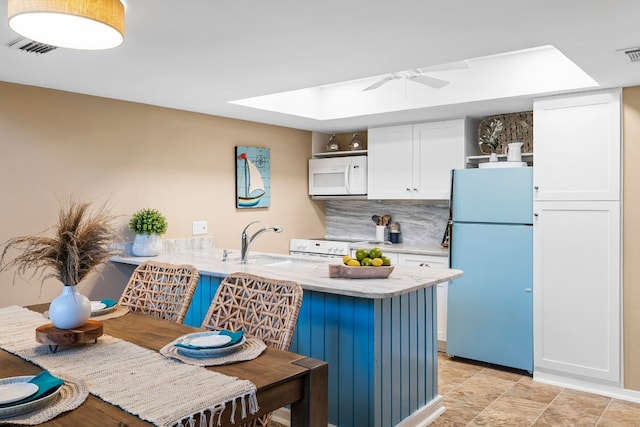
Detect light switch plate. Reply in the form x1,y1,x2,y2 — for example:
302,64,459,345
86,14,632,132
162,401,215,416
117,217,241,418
192,220,207,235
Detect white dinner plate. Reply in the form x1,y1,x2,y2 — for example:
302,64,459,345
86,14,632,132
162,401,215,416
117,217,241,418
90,301,117,316
0,383,38,405
180,334,231,348
0,376,62,419
178,332,232,348
90,301,106,311
175,332,246,359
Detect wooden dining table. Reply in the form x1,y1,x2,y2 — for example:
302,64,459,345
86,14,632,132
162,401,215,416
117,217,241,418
0,304,328,426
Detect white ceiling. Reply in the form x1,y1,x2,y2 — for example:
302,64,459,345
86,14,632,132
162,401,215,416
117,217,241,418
1,0,639,133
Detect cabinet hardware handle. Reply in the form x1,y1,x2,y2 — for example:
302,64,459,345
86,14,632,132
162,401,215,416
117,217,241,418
406,188,411,192
534,186,539,190
525,288,532,292
534,213,539,217
413,188,418,192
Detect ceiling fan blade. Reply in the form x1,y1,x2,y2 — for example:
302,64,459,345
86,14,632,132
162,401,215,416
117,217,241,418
410,74,450,89
363,75,394,91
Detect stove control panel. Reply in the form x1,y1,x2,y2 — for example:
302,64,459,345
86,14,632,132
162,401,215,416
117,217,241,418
289,239,350,256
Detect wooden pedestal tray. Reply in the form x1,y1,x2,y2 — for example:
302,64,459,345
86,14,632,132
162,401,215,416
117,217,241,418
35,320,103,353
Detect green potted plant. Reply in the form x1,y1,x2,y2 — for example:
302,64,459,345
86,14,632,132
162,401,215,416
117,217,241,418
0,200,118,329
479,118,503,161
129,208,168,257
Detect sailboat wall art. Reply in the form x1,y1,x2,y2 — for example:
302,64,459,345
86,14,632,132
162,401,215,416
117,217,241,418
235,146,271,208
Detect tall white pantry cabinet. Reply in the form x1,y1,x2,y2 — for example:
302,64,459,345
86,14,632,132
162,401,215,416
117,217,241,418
533,89,621,386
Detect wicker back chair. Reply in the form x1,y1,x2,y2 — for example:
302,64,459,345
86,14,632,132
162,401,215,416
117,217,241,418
201,272,303,427
118,261,199,323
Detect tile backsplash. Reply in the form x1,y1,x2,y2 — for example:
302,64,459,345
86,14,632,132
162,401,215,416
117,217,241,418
325,200,449,247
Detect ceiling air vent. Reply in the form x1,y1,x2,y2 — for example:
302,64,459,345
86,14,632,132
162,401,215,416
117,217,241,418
6,37,57,55
618,46,640,63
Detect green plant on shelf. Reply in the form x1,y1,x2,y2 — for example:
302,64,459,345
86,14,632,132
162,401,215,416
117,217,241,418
479,118,503,153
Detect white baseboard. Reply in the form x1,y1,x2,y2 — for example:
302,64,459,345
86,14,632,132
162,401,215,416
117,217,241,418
396,396,446,427
271,396,445,427
534,372,640,403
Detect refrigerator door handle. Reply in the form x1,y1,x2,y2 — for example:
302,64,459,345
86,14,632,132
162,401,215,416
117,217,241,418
448,169,455,269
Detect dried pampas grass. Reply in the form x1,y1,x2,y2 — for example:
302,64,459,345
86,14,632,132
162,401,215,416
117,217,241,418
0,200,119,286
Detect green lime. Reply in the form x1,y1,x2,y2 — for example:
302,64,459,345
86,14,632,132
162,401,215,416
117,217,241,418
368,247,382,259
355,249,368,261
381,256,391,266
361,257,372,266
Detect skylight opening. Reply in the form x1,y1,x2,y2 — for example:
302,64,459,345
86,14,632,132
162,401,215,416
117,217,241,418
230,46,599,121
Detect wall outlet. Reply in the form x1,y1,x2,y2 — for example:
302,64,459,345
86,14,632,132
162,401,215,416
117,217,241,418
192,220,208,235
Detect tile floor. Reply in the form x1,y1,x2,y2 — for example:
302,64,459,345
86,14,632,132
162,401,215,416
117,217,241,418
433,353,640,426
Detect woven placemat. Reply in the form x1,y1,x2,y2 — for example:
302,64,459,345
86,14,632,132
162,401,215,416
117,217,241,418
90,305,129,321
160,337,266,366
0,376,89,425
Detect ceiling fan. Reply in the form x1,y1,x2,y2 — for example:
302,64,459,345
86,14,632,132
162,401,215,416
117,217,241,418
362,60,469,92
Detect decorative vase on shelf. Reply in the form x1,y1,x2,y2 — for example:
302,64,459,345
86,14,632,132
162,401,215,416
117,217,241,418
48,285,91,329
489,152,499,162
349,132,363,151
132,233,162,256
327,134,340,152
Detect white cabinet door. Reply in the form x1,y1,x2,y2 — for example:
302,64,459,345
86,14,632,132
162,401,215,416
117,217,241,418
413,119,466,200
533,201,620,383
367,125,413,199
398,254,449,344
368,119,470,200
533,89,621,201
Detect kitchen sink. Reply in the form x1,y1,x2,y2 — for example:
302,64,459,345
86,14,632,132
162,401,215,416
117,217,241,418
231,254,327,268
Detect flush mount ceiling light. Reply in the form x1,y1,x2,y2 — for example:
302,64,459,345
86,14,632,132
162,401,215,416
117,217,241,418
7,0,124,50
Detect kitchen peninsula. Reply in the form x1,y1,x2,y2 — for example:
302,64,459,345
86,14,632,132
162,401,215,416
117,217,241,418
111,249,462,427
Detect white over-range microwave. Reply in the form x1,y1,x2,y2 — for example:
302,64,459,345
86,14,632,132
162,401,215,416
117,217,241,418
308,155,367,197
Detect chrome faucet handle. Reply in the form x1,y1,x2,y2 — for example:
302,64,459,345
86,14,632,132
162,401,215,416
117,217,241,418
222,249,230,261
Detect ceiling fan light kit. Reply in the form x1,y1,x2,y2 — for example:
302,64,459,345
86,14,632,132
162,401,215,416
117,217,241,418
7,0,125,50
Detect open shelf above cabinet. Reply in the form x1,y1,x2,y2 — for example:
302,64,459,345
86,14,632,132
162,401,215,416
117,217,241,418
313,150,368,158
312,131,368,158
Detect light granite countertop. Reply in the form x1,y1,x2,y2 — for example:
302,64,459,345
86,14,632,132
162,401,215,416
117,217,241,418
347,241,449,256
110,249,461,299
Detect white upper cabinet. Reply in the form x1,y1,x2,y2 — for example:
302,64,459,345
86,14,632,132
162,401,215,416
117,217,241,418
368,119,473,200
366,125,413,199
533,89,621,201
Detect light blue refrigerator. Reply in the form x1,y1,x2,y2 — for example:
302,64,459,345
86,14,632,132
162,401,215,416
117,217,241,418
447,167,533,372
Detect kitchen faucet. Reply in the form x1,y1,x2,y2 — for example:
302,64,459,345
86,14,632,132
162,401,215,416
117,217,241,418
240,221,283,263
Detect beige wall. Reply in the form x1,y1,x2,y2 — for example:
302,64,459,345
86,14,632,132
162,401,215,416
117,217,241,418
623,86,640,390
0,82,325,307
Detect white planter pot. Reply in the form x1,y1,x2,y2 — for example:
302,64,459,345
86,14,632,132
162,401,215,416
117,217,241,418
132,233,162,256
49,285,91,329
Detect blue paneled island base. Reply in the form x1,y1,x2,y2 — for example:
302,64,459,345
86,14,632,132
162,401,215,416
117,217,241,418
291,287,439,427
